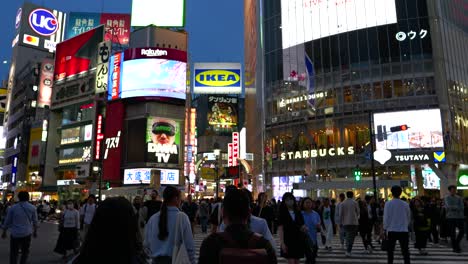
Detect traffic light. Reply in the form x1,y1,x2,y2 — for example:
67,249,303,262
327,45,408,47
105,181,110,189
390,124,409,132
354,167,362,181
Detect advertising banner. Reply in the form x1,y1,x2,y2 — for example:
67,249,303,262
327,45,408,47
194,63,242,94
54,25,104,82
102,101,125,182
124,168,179,185
207,96,238,134
146,117,181,165
95,41,111,94
17,3,66,52
27,127,42,169
131,0,185,27
66,13,131,46
37,59,54,107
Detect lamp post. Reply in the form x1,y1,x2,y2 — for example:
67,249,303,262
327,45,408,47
93,166,102,201
213,143,221,198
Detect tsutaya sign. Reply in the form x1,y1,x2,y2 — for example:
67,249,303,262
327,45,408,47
280,146,354,160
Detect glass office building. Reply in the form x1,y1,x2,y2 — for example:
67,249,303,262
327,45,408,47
261,0,468,198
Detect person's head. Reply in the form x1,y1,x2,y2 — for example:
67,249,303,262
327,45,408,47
365,195,372,203
346,191,354,199
323,198,330,207
301,197,314,211
448,185,457,195
158,186,181,241
391,186,402,198
133,196,142,209
257,192,268,207
78,197,142,263
17,191,29,202
358,199,366,209
186,194,192,203
414,198,423,208
87,195,96,204
339,193,345,202
222,188,251,225
66,200,74,210
331,199,336,205
151,190,159,200
282,192,297,210
240,188,254,208
151,120,176,145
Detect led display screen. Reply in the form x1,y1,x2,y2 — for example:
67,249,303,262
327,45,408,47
373,109,444,151
131,0,185,27
281,0,397,48
421,164,440,190
146,117,181,165
272,176,306,201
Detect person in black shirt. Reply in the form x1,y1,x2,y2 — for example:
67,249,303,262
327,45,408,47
278,192,305,263
141,190,162,224
253,192,275,233
181,195,198,235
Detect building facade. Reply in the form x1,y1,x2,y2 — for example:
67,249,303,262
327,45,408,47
262,0,468,199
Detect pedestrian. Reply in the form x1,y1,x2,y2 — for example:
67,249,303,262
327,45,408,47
411,198,430,255
358,199,372,253
253,192,275,233
199,188,277,264
375,199,385,243
319,198,333,250
218,188,277,252
444,185,465,253
464,197,468,240
439,199,449,242
144,186,195,264
181,195,198,235
198,199,210,234
54,200,80,259
428,198,441,245
132,196,145,230
365,195,377,249
41,201,51,222
1,191,38,264
79,195,96,240
140,190,163,227
340,191,360,257
334,193,346,249
278,192,305,264
71,197,147,263
302,197,320,264
384,185,411,264
330,199,337,235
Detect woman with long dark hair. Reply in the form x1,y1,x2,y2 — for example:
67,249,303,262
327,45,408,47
144,186,195,264
253,192,275,232
54,200,80,259
412,198,430,255
358,199,372,253
278,192,306,264
71,197,147,264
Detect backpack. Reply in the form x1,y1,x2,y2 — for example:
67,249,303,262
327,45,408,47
218,232,269,264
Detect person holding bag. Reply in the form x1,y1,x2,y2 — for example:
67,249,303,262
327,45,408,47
144,186,195,264
54,200,80,259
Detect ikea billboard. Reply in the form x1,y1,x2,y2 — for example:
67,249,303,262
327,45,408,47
193,63,242,94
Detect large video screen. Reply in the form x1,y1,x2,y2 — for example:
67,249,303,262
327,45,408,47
421,164,440,190
131,0,185,27
146,117,181,164
281,0,397,48
373,109,444,151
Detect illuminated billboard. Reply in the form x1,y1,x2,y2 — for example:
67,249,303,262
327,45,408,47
207,96,238,134
373,109,444,151
124,168,179,185
66,12,131,45
60,125,93,145
146,117,181,165
131,0,185,27
102,101,125,182
281,0,397,48
421,164,440,190
54,25,104,82
37,59,54,107
193,63,242,94
108,48,187,100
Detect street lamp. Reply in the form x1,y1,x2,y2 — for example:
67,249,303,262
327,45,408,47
93,166,102,201
213,142,221,198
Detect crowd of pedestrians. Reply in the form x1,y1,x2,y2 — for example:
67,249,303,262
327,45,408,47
0,184,467,264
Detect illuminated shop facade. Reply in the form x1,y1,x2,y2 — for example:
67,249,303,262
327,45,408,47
262,0,468,199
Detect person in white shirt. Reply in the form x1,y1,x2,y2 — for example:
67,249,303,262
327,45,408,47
384,186,411,264
334,193,346,249
54,200,80,259
320,198,334,250
79,195,96,240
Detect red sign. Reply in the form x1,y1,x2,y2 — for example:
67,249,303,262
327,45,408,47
95,115,104,160
100,13,131,45
54,25,104,81
102,101,125,182
232,132,239,166
228,143,233,167
111,52,122,100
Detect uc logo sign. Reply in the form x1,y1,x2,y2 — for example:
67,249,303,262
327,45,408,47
29,9,58,36
195,69,241,87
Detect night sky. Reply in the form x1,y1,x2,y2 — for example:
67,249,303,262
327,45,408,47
0,0,244,81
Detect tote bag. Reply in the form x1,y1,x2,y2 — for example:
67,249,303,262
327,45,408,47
172,212,191,264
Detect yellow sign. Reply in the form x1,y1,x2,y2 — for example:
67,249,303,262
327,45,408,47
195,69,241,87
433,151,446,162
200,167,217,180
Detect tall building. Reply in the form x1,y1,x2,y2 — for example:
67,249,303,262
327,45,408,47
261,0,467,199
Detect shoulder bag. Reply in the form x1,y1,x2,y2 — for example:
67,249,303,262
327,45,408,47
172,212,191,264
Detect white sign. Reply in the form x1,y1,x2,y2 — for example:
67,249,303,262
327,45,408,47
96,41,111,94
396,29,428,41
240,128,246,159
228,143,233,166
281,0,397,48
57,180,79,186
141,48,168,57
84,124,93,141
131,0,185,27
232,132,239,166
124,168,179,185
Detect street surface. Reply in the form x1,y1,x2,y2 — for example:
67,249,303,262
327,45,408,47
0,222,467,263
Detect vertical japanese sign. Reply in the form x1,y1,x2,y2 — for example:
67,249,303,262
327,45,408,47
232,132,239,166
95,41,110,94
100,13,131,46
103,101,125,182
108,52,123,100
37,59,54,107
94,115,104,160
228,143,233,167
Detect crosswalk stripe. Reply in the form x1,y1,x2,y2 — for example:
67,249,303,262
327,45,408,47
192,232,468,263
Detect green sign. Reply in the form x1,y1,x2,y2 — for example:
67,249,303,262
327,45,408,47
457,169,468,190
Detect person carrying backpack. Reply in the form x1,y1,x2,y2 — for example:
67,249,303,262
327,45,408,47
199,188,277,264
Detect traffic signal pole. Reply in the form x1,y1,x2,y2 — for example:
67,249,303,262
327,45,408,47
368,111,378,199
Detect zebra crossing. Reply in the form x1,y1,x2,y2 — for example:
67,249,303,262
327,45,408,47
192,232,468,263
